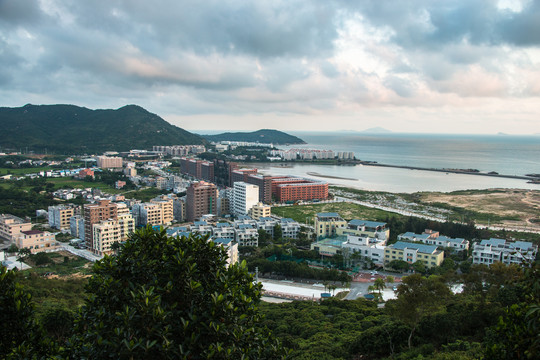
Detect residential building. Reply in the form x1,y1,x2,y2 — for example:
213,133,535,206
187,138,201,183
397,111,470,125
190,221,213,237
124,167,137,177
97,156,123,169
48,204,79,230
472,238,538,266
212,238,239,267
280,218,301,239
0,214,33,241
337,219,389,241
84,200,118,251
235,224,259,247
384,241,444,269
232,182,259,216
272,177,328,203
399,229,469,251
186,181,218,222
132,196,174,227
212,223,236,240
92,212,135,255
16,230,57,253
314,212,347,239
77,168,95,179
341,235,385,266
250,202,271,220
70,215,84,240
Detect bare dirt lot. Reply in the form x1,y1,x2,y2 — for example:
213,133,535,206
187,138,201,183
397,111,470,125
419,189,540,231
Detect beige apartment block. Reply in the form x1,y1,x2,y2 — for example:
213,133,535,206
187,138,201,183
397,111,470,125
48,204,79,230
84,200,118,251
92,213,135,255
250,202,271,220
16,230,57,253
97,156,123,169
0,214,33,241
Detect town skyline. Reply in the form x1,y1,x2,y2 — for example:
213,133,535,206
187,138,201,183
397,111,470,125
1,0,540,134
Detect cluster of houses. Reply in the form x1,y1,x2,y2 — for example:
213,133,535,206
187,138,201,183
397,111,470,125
309,212,538,269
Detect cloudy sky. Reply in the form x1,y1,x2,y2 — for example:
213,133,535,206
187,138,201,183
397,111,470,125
1,0,540,134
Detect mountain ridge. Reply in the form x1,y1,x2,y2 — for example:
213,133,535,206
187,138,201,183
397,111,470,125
201,129,305,145
0,104,206,154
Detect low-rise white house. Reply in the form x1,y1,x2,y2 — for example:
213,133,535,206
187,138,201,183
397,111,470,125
472,238,538,266
398,229,469,250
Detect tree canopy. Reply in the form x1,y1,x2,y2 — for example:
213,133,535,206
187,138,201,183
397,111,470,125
70,226,285,359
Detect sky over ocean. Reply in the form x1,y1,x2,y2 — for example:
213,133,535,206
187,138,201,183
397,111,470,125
1,0,540,134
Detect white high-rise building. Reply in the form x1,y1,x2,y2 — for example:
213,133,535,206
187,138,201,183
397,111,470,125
232,182,259,216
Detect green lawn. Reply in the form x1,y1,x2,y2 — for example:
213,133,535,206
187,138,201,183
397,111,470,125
272,202,405,224
0,166,55,175
122,187,169,202
46,177,122,193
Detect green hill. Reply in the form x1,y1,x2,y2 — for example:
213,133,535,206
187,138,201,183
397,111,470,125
202,129,305,145
0,104,205,154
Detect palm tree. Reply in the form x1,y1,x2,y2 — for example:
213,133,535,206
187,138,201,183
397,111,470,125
374,278,385,295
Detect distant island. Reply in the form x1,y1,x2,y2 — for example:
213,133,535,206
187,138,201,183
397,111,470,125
360,127,392,134
201,129,305,145
0,104,205,154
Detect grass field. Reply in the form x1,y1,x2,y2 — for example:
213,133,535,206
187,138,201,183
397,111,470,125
272,202,405,225
122,187,169,201
46,177,122,193
0,166,56,175
22,251,94,276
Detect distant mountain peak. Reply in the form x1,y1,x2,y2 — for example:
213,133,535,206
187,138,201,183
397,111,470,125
202,129,305,145
361,127,392,133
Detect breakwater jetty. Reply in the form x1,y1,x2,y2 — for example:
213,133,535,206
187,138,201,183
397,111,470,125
358,161,536,182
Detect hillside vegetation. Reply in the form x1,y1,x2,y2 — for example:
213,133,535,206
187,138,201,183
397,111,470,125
202,129,305,144
0,104,205,154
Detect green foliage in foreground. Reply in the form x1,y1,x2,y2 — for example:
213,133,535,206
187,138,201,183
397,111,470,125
1,227,286,359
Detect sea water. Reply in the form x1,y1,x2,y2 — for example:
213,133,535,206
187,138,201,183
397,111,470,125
263,132,540,193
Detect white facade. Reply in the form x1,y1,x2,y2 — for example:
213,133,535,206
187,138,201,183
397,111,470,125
232,182,259,216
472,238,538,266
341,235,386,266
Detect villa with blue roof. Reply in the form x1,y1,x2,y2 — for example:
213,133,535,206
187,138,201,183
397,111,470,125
472,238,538,266
337,219,389,241
398,229,469,251
314,212,347,239
384,241,444,269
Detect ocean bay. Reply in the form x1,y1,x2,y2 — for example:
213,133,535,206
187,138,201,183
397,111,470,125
260,132,540,193
257,162,539,193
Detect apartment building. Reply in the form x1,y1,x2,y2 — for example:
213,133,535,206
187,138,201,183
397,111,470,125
84,200,118,251
235,224,259,247
97,156,123,169
384,241,444,269
337,219,389,241
341,235,385,266
250,202,271,220
132,196,174,227
472,238,538,266
48,204,80,230
16,230,57,253
92,212,135,255
212,238,239,267
272,177,328,203
0,214,33,241
70,215,84,240
399,230,469,251
212,223,236,240
314,212,347,239
186,181,218,222
232,182,259,216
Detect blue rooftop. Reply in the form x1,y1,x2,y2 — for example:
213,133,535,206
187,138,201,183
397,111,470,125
480,238,506,247
391,241,438,254
513,241,534,250
193,221,207,226
213,238,233,245
349,219,386,228
316,212,341,218
216,222,232,228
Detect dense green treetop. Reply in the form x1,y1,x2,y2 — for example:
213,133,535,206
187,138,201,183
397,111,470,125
69,226,286,359
0,104,206,154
